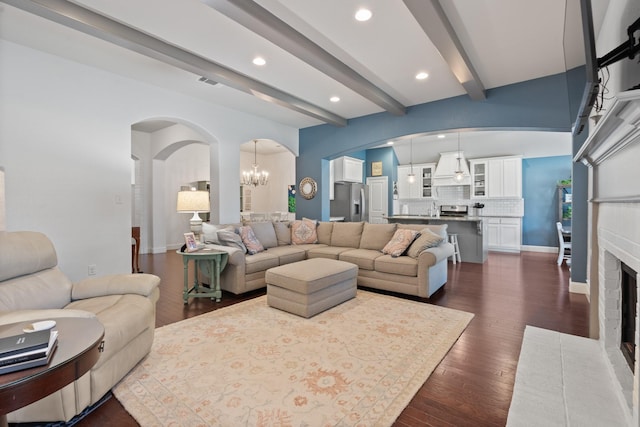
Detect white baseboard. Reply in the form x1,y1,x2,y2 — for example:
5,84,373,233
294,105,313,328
151,246,167,254
569,281,588,295
521,245,558,253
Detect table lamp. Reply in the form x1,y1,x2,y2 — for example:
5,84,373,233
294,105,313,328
176,189,210,239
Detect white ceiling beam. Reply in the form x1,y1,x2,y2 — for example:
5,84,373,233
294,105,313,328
403,0,486,101
203,0,407,116
1,0,347,127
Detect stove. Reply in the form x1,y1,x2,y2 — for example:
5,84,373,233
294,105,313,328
439,205,469,217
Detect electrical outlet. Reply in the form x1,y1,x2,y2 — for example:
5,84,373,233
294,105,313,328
88,264,97,276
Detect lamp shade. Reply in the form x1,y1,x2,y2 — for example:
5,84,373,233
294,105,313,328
177,190,210,213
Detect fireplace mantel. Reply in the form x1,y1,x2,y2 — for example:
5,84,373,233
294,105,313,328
575,89,640,167
575,89,640,203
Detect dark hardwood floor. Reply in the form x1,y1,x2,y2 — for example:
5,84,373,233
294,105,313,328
76,250,588,427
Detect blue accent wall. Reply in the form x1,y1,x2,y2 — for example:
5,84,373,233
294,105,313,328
296,72,573,222
295,70,588,282
522,156,572,246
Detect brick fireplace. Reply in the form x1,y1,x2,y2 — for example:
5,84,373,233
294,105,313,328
577,88,640,425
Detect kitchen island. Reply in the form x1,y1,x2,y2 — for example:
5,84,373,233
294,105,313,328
385,215,488,263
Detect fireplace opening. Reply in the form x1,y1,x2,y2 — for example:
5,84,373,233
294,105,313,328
621,262,638,371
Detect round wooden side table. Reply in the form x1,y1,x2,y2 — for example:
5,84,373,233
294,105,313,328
0,317,104,427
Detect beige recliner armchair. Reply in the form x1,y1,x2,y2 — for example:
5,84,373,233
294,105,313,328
0,231,160,423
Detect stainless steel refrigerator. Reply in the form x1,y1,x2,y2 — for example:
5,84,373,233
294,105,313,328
330,182,369,222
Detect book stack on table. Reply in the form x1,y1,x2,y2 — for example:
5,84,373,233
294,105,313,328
0,327,58,375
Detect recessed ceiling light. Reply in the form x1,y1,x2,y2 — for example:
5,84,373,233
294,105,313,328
387,141,394,145
252,57,266,66
437,134,445,139
416,72,429,80
355,8,372,21
330,96,340,103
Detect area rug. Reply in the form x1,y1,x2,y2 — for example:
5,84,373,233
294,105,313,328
113,291,473,426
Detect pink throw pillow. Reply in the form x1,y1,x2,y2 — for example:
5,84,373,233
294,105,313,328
291,218,318,244
382,229,420,257
238,226,264,255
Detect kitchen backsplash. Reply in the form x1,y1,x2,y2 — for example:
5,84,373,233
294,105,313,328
396,186,524,217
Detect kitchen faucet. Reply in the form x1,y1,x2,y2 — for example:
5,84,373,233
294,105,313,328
430,201,438,217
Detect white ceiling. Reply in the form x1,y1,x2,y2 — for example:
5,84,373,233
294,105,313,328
0,0,606,155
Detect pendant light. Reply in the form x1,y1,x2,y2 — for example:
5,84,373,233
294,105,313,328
241,140,269,187
407,139,416,183
454,133,464,182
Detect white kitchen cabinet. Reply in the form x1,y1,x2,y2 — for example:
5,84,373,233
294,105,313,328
418,163,436,198
397,165,420,199
487,157,522,198
486,217,521,252
471,156,521,198
397,163,434,199
333,156,363,183
470,160,488,197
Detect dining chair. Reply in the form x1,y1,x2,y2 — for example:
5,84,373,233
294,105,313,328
556,222,572,266
250,213,267,222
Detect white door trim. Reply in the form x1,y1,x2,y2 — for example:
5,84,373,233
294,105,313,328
366,176,388,224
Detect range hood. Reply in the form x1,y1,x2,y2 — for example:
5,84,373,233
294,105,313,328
433,151,471,186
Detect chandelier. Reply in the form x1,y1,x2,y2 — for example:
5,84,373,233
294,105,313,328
242,140,269,187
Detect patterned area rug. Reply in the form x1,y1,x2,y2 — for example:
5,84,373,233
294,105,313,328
113,291,473,426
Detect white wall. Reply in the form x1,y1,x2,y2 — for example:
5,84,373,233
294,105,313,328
0,40,298,281
0,167,5,232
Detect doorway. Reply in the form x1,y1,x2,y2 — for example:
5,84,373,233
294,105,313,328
366,176,388,224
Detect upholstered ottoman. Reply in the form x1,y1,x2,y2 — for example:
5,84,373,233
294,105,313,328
265,258,358,318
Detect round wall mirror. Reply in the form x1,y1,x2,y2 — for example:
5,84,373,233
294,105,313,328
299,177,317,200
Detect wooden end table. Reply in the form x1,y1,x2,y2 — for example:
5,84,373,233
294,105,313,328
177,249,228,304
0,317,104,427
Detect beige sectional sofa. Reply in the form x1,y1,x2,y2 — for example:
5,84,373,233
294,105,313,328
0,231,160,423
203,221,454,298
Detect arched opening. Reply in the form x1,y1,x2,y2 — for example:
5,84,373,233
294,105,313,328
131,119,215,254
239,139,296,222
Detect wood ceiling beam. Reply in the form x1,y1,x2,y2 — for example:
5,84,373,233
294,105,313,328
1,0,347,127
203,0,407,116
403,0,486,101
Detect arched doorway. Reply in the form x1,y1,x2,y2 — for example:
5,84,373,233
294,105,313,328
131,120,215,253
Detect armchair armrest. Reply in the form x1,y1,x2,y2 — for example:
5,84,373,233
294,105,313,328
0,309,96,325
72,273,160,301
203,244,245,266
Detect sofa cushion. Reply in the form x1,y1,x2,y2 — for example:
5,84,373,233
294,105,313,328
330,222,364,247
381,229,419,257
359,223,397,250
316,222,334,245
291,218,318,244
249,222,278,249
338,249,383,271
263,246,306,265
217,230,247,253
0,268,72,311
0,231,58,282
273,221,292,245
238,226,265,255
244,252,280,274
375,255,419,277
202,223,237,244
406,228,444,258
307,245,353,260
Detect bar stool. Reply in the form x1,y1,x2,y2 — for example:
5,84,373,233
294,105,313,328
449,233,461,264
